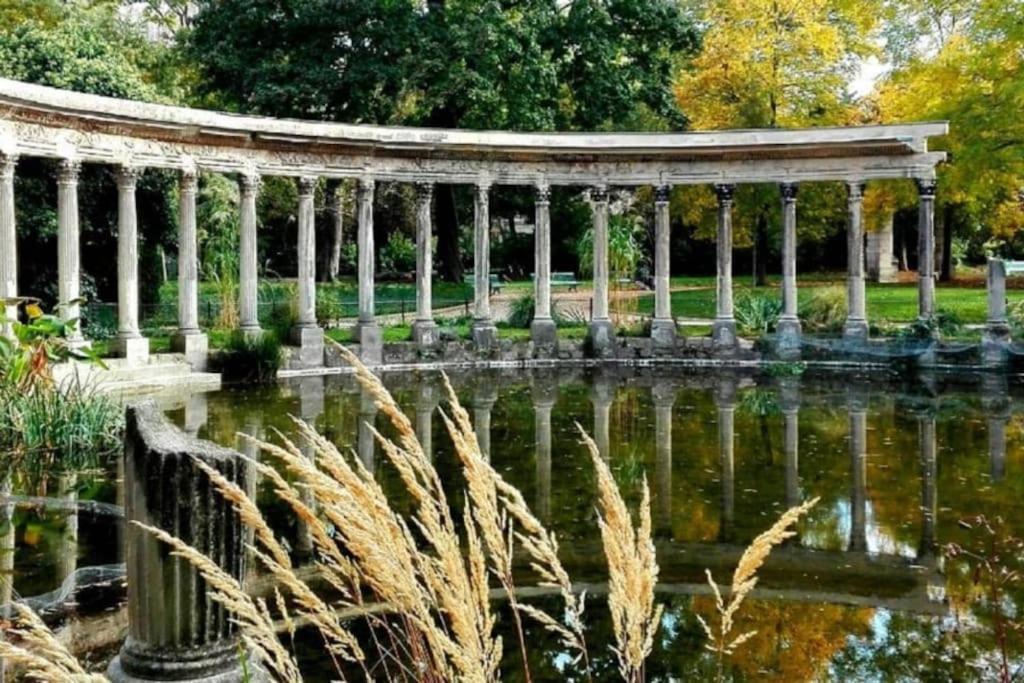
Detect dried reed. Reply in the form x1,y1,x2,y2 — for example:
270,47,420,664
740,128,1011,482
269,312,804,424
0,602,108,682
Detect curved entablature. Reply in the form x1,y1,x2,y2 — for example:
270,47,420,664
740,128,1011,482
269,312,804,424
0,78,947,186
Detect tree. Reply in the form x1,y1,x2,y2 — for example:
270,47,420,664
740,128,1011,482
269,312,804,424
675,0,879,284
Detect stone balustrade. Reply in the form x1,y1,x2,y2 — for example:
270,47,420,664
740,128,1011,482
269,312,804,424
0,77,948,367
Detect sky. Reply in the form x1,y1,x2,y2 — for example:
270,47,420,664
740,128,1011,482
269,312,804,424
849,57,889,99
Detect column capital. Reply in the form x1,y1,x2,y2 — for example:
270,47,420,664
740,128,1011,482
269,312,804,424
238,173,262,196
415,181,434,202
535,184,551,204
780,182,799,201
654,184,671,204
58,158,81,185
847,181,865,199
916,178,938,198
117,165,143,191
357,176,375,196
297,175,318,196
0,152,17,178
179,167,198,192
590,184,609,203
714,183,735,202
475,180,492,196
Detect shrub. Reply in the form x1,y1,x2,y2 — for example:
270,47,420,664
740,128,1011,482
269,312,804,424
316,294,345,328
506,293,536,329
379,232,416,274
799,286,847,333
897,308,964,341
214,330,283,384
734,293,781,336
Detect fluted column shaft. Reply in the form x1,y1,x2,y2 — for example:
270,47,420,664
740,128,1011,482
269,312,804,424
238,174,261,333
473,182,492,321
917,179,937,320
357,178,376,325
591,185,610,321
0,154,17,339
415,182,433,322
177,169,200,334
58,159,84,342
653,185,672,325
295,176,317,328
844,182,868,341
328,181,343,281
712,184,736,349
116,166,142,339
534,185,552,321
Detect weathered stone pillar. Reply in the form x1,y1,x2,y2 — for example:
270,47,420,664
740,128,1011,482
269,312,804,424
0,152,17,340
533,379,557,523
590,375,615,460
172,167,207,370
412,182,439,349
238,173,262,339
918,411,937,558
357,387,378,472
917,179,938,321
715,379,737,542
57,158,85,345
108,402,250,683
356,178,381,363
472,181,497,349
531,184,556,351
780,378,801,510
652,380,675,537
115,165,148,364
712,184,737,350
415,378,439,463
866,212,897,283
848,394,868,552
983,258,1010,365
651,185,675,349
291,176,324,368
777,183,801,355
473,380,498,462
328,180,344,282
588,184,615,356
844,182,868,342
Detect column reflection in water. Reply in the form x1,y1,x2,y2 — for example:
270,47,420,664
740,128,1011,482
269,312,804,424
919,408,938,559
779,378,801,510
848,392,868,553
716,378,737,543
983,375,1009,482
590,374,615,460
473,379,498,462
358,387,378,472
183,391,209,438
55,472,78,590
415,378,439,463
652,380,675,538
533,379,558,523
295,377,325,559
239,412,263,583
0,476,13,682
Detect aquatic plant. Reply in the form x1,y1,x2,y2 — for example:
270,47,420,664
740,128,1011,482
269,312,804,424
214,330,283,384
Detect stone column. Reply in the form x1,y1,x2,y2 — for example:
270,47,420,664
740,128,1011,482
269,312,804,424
983,258,1010,366
843,182,868,342
412,182,439,349
918,411,937,559
588,184,615,356
533,379,557,523
356,178,381,363
590,375,615,460
238,173,262,339
866,212,897,283
328,180,344,282
108,402,250,683
917,179,938,321
472,181,497,349
651,185,675,349
716,379,737,542
57,158,85,345
172,167,207,370
848,394,868,552
291,176,324,368
780,378,801,510
357,387,378,472
777,183,801,355
115,165,148,364
0,153,17,340
473,380,498,461
531,184,557,351
712,184,737,350
415,379,439,463
652,381,675,537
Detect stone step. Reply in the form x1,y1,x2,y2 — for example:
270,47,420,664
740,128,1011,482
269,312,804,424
99,372,222,398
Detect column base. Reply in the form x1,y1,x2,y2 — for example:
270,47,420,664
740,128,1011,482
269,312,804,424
586,319,617,358
289,325,324,368
982,322,1011,367
171,331,208,371
472,320,498,351
411,319,440,350
775,318,802,359
114,334,150,366
842,319,869,344
355,321,382,365
239,325,263,343
530,318,557,356
650,318,677,349
107,648,266,683
711,318,737,350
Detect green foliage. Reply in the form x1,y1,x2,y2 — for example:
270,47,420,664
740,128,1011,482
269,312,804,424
734,293,782,336
896,308,964,341
379,232,417,275
214,331,282,384
765,361,807,377
577,213,647,280
0,299,104,391
799,285,847,333
507,293,537,329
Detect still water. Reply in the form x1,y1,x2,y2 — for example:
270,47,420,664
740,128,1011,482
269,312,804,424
5,366,1024,680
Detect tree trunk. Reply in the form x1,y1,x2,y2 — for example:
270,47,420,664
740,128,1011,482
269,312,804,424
934,207,946,282
434,184,463,282
940,204,954,282
327,179,343,281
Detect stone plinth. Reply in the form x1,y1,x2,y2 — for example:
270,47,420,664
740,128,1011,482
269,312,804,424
587,318,616,358
115,335,150,366
108,402,253,683
356,322,382,364
866,217,897,283
171,331,208,372
412,319,440,350
471,320,498,351
290,325,324,368
531,318,557,357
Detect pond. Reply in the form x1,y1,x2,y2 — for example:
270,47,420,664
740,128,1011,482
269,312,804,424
4,366,1024,680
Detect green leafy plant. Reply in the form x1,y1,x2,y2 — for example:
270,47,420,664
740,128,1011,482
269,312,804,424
379,232,416,274
896,308,964,341
799,286,847,333
734,293,781,336
214,330,283,384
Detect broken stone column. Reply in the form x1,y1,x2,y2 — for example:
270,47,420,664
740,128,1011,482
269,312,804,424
983,258,1010,366
108,402,251,683
866,212,898,283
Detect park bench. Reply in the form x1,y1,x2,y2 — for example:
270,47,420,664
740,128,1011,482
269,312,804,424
531,271,580,291
1005,261,1024,277
463,272,503,295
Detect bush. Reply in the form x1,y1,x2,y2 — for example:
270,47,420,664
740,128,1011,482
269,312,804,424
380,232,416,274
316,294,345,328
507,293,536,329
897,308,964,341
214,330,283,384
734,293,781,336
799,286,847,333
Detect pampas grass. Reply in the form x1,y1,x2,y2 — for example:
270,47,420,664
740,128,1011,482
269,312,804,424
0,603,107,682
